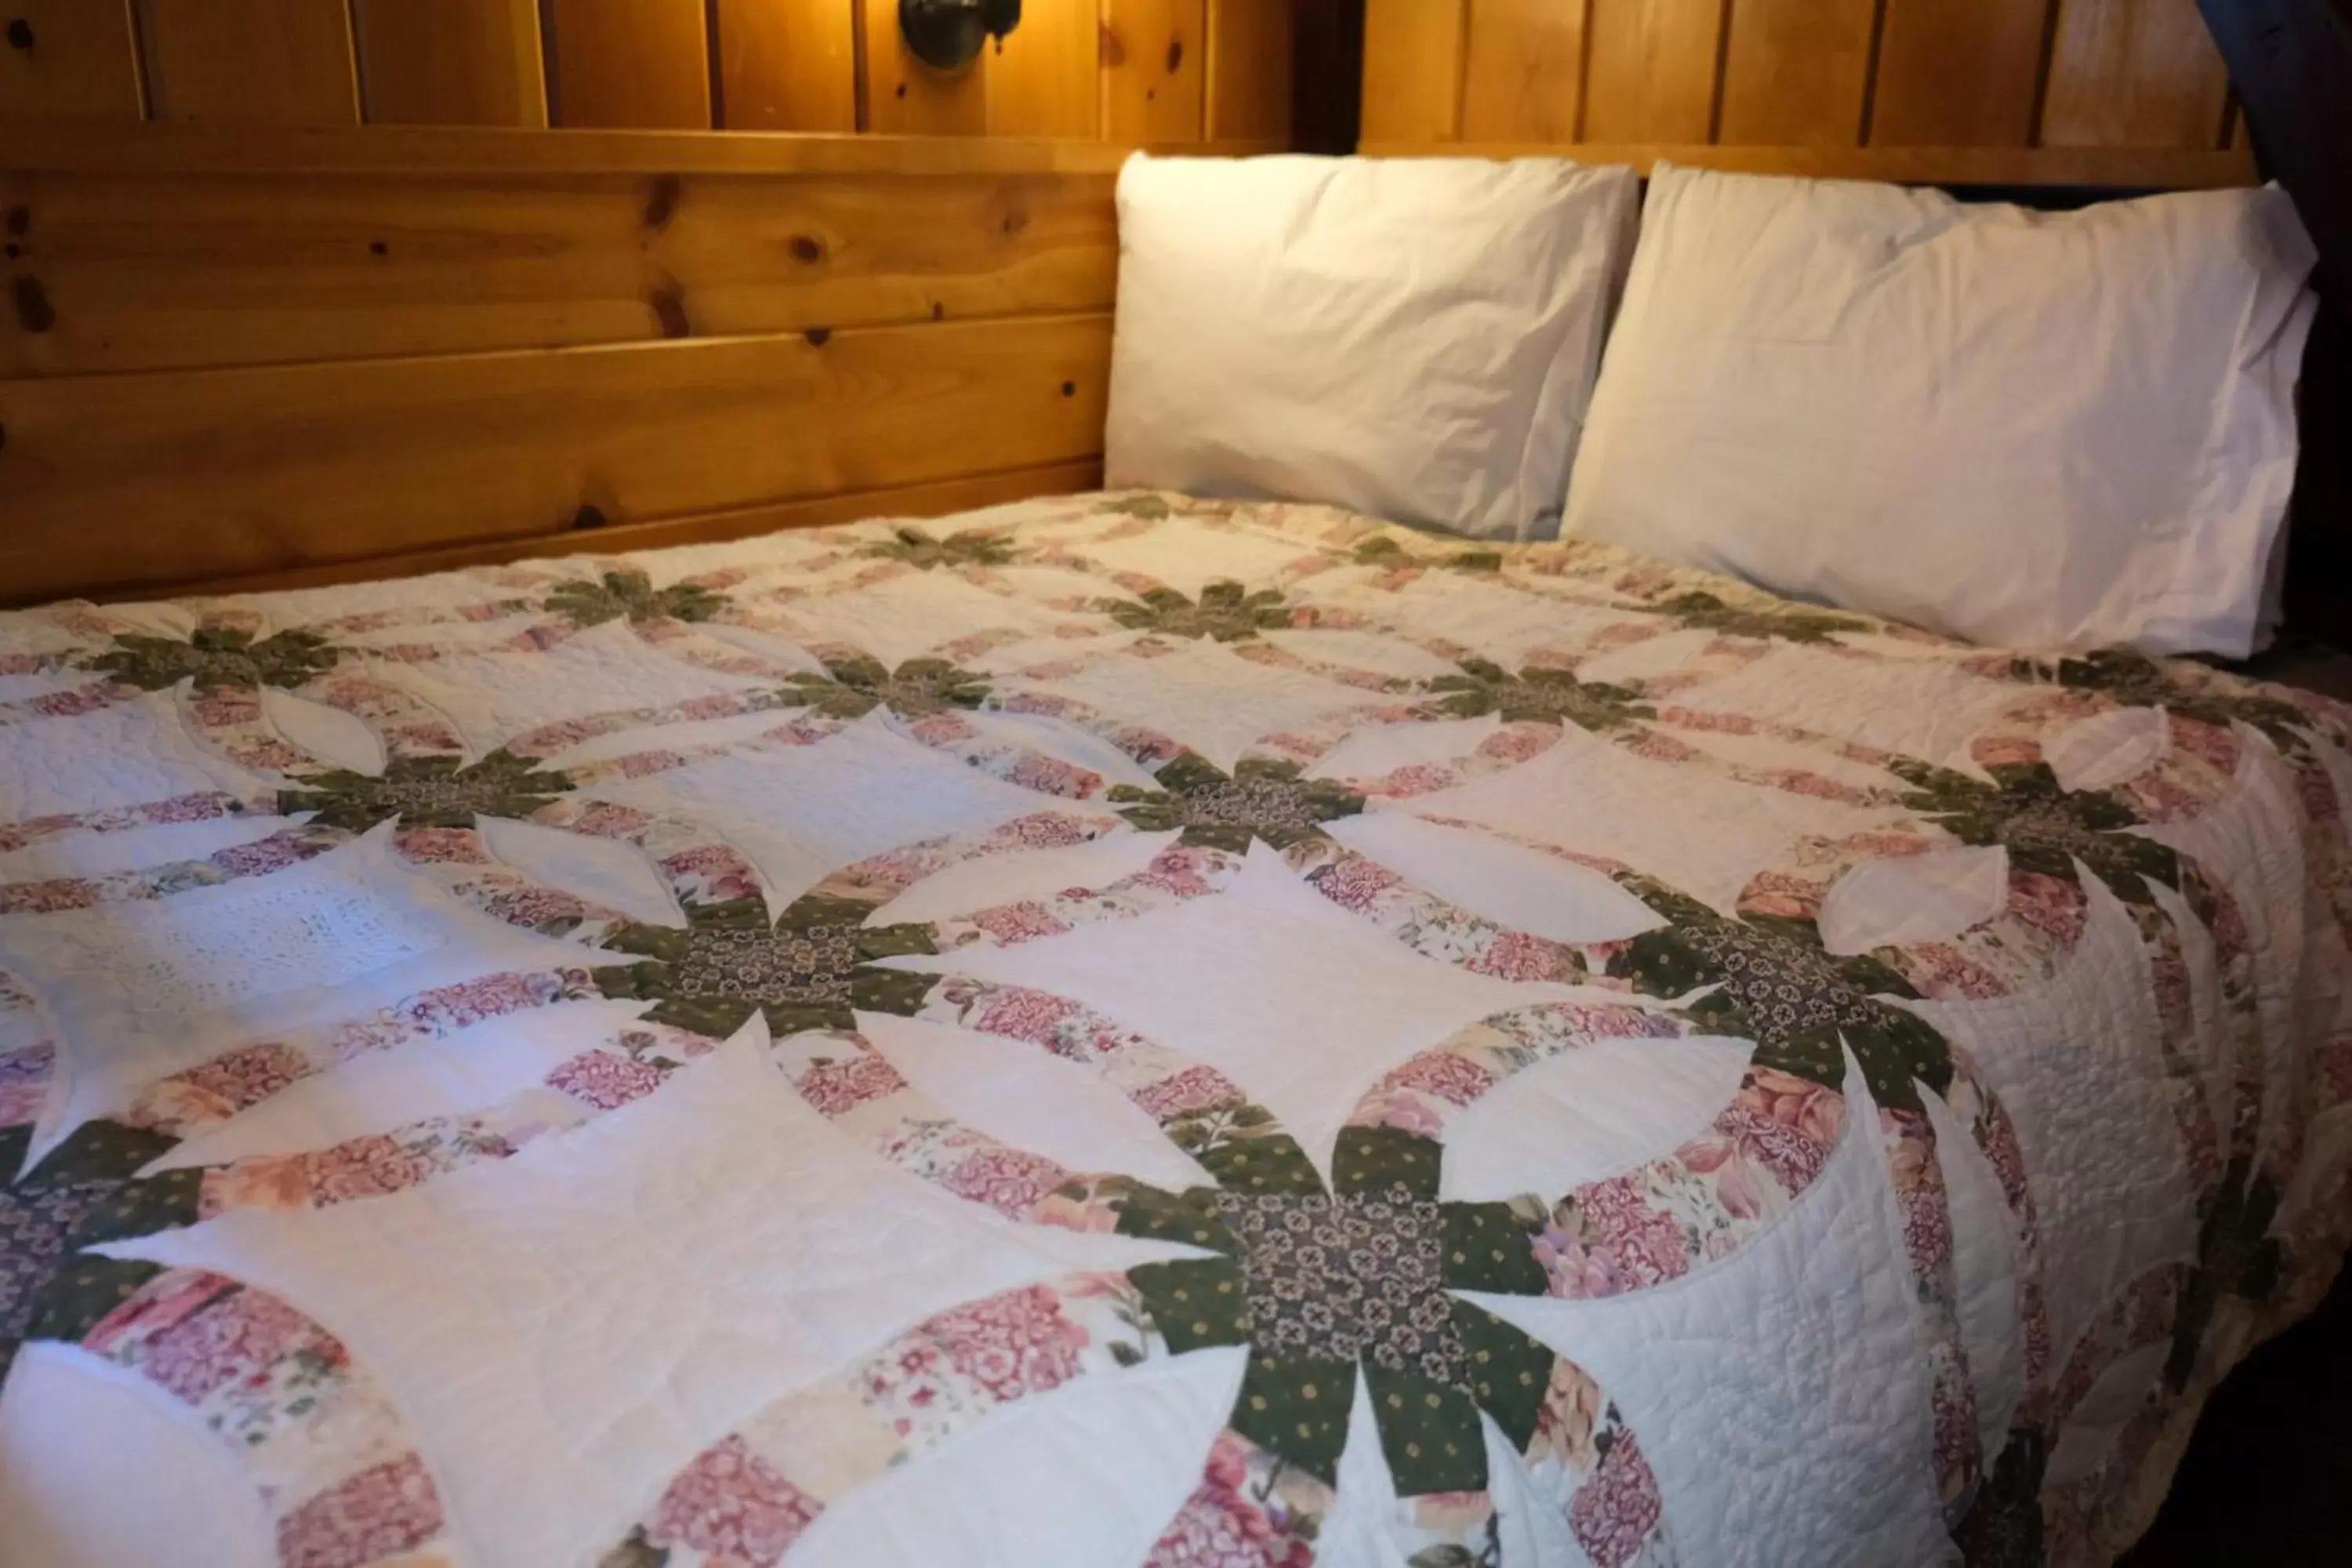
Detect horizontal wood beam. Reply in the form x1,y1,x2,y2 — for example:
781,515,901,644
0,313,1112,604
118,460,1106,603
0,165,1116,376
0,122,1285,176
1356,140,2260,189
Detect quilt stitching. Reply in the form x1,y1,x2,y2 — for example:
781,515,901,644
0,492,2345,1568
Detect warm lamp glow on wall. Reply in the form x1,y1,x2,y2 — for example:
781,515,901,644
899,0,1023,70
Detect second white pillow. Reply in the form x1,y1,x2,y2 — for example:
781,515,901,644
1563,164,2318,657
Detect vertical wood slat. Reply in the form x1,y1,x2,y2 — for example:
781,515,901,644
1582,0,1728,144
139,0,360,125
1867,0,2050,147
985,0,1098,138
713,0,856,131
0,0,143,122
1102,0,1206,143
2041,0,2232,147
1361,0,1465,143
1459,0,1586,144
353,0,546,127
1205,0,1293,143
543,0,712,129
862,0,988,133
1718,0,1878,147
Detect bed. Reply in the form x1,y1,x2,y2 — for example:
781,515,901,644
0,492,2346,1567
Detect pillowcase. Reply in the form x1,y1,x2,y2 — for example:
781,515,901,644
1561,164,2320,656
1106,153,1639,543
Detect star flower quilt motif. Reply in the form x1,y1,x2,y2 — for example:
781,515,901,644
0,492,2347,1568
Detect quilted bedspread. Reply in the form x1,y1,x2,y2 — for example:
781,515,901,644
0,493,2348,1568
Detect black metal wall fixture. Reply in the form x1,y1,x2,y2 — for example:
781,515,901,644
899,0,1022,71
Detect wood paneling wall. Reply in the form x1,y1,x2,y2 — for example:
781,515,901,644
1363,0,2254,187
1871,0,2051,147
544,0,713,129
1208,0,1295,143
714,0,858,132
353,0,547,128
986,0,1101,138
0,127,1126,603
0,2,144,122
139,0,361,125
1,1,1297,145
1102,0,1207,143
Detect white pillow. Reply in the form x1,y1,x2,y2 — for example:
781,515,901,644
1106,153,1639,542
1562,164,2320,656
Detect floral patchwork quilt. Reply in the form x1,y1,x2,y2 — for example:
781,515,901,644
0,493,2347,1568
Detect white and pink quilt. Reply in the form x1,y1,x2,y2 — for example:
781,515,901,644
0,492,2347,1568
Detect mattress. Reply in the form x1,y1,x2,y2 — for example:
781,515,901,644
0,492,2346,1568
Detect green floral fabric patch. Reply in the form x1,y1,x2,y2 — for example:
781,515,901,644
1606,875,1952,1110
1105,582,1290,642
2031,648,2318,756
1112,755,1364,853
593,892,938,1040
1425,658,1655,731
25,1255,164,1345
82,626,339,695
280,750,574,833
1893,757,2181,906
779,655,990,721
859,527,1018,570
1647,590,1860,645
546,571,727,629
1353,536,1502,574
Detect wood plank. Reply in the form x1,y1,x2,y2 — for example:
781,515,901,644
1103,0,1207,143
1718,0,1877,147
1360,0,1465,143
0,0,143,122
862,0,989,134
713,0,857,132
0,314,1113,604
144,460,1105,601
544,0,712,129
1868,0,2049,147
1356,138,2259,188
139,0,359,125
2043,0,2232,148
985,0,1100,138
0,122,1139,176
0,166,1116,376
1459,0,1586,145
352,0,547,127
1205,0,1294,143
1583,0,1730,144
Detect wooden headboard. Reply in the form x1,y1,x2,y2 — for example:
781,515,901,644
1360,0,2256,190
0,1,1329,607
0,125,1126,604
